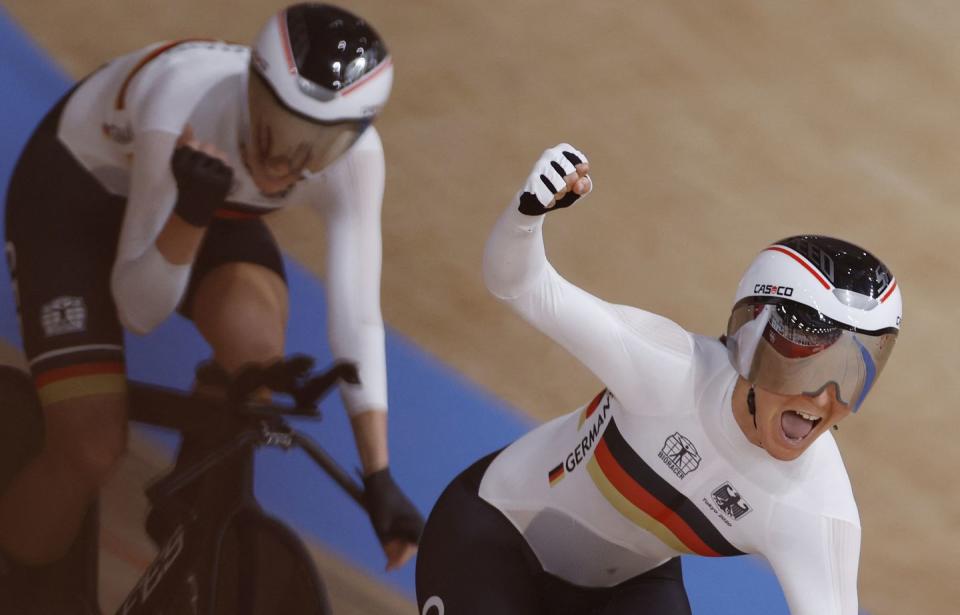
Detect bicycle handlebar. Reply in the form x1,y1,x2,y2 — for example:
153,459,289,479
128,357,367,511
292,432,364,506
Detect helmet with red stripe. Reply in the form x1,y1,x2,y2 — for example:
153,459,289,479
247,3,393,175
725,235,901,412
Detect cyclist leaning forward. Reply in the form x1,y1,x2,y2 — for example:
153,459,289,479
416,144,902,615
0,3,422,606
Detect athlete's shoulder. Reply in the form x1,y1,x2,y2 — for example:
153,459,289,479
690,333,732,372
131,39,249,88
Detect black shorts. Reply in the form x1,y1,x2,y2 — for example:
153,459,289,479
4,89,286,403
416,451,692,615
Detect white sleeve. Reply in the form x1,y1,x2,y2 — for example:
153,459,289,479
765,508,861,615
310,129,387,415
482,203,694,409
110,129,193,334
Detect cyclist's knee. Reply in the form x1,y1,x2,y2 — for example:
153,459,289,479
209,309,285,371
43,392,127,487
191,263,288,370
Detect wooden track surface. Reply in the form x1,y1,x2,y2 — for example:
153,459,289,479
6,1,958,612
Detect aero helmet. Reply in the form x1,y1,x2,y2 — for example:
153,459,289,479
247,3,393,175
725,236,901,412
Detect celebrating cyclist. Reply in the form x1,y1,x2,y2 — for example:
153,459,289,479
0,3,422,606
416,144,901,615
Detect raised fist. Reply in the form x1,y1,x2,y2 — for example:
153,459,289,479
170,125,235,227
517,144,592,216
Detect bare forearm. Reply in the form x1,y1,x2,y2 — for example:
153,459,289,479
349,409,389,475
155,212,206,264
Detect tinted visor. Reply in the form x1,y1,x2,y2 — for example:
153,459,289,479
247,70,369,176
727,299,897,411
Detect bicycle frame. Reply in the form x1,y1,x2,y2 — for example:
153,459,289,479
112,362,363,615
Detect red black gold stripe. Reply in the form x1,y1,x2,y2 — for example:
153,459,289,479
35,361,126,406
577,390,606,430
587,418,744,557
548,463,565,486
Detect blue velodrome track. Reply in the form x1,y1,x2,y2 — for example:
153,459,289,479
0,8,845,613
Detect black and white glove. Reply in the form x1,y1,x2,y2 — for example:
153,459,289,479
362,468,424,546
517,143,590,216
170,145,234,228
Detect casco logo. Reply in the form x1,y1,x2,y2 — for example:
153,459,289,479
754,284,794,297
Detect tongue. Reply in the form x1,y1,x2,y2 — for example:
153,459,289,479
781,411,814,440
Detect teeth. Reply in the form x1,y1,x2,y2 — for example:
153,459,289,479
795,410,820,422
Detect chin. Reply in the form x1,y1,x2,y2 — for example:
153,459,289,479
763,444,807,462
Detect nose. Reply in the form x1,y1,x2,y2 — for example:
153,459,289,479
813,382,837,408
812,384,845,410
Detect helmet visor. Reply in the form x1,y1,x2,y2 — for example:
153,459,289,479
247,70,369,176
726,300,897,411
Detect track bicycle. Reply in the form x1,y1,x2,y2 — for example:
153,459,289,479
108,355,367,615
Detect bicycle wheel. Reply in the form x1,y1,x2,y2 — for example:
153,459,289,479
211,509,331,615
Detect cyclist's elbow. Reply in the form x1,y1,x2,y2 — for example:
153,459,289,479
115,301,160,335
111,273,170,334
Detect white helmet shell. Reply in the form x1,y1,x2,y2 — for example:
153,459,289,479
733,237,901,333
250,3,393,124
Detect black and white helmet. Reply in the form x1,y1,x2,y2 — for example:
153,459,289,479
247,3,393,173
725,236,902,412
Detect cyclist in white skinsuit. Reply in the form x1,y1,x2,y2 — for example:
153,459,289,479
0,4,421,609
416,144,901,615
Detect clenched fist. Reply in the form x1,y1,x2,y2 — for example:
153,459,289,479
516,144,592,216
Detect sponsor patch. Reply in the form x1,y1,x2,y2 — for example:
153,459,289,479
711,482,751,520
41,296,87,337
658,432,701,479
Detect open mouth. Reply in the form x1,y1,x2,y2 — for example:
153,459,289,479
780,410,822,443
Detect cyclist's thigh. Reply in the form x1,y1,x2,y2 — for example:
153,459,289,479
598,558,691,615
416,453,544,615
180,215,287,319
5,96,127,411
181,217,289,366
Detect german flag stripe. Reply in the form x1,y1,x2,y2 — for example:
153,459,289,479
577,390,606,430
587,455,690,552
548,463,565,486
591,419,744,557
35,361,125,388
37,374,127,406
35,362,126,406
